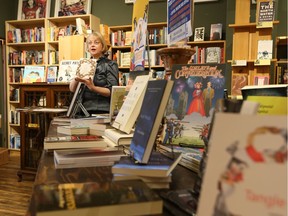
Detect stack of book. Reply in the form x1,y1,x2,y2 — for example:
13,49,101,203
157,144,203,174
112,152,182,189
56,125,89,135
103,128,134,147
53,147,126,169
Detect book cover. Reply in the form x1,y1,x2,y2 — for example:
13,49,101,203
75,58,97,79
23,66,45,83
46,66,57,83
112,152,182,177
210,23,222,40
44,135,107,150
257,40,273,60
163,64,225,148
231,73,249,96
130,79,174,164
256,0,276,28
112,75,150,134
57,60,80,82
30,180,163,216
205,47,221,63
197,113,287,216
253,74,270,85
109,86,126,124
194,27,205,42
76,17,88,36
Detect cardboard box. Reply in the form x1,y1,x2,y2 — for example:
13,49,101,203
0,148,9,165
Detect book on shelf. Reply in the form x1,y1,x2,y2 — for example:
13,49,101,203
256,0,276,28
257,40,273,60
206,47,221,63
57,60,80,82
196,113,287,216
56,125,89,136
194,27,205,41
112,75,150,134
22,66,45,83
210,23,222,40
43,135,108,150
231,73,249,96
163,64,225,148
53,147,126,169
30,180,163,216
109,86,126,124
103,128,134,146
252,74,270,85
112,151,182,178
129,79,174,164
46,66,57,83
76,17,88,36
276,64,288,84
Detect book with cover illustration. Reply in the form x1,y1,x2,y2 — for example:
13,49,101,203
109,86,126,124
163,64,225,148
23,66,45,83
210,23,222,40
46,66,57,83
256,0,276,28
194,27,205,41
231,73,249,96
257,40,273,60
75,58,97,78
197,113,287,216
112,75,150,134
129,79,174,164
44,135,107,150
29,180,163,216
57,60,80,82
112,152,182,178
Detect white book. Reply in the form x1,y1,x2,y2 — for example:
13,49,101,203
112,75,150,134
57,60,80,82
257,40,273,60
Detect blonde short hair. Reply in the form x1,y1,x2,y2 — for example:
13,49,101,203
86,32,108,54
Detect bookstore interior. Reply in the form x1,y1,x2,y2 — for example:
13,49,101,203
0,0,287,215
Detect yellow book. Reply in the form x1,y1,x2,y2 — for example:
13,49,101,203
247,96,287,115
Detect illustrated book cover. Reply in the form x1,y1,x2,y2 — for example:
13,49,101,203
75,58,97,78
23,66,45,83
129,79,174,164
256,0,276,28
109,86,126,124
197,113,287,216
210,23,222,40
57,60,80,82
163,64,225,148
112,152,182,178
257,40,273,60
46,66,57,83
194,27,205,41
112,75,150,134
29,180,163,216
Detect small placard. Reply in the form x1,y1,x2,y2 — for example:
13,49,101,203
231,60,247,66
254,59,271,65
257,21,273,28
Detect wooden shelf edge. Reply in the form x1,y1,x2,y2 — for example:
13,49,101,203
229,20,279,28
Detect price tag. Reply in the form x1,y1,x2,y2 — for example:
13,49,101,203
254,59,271,66
231,60,247,66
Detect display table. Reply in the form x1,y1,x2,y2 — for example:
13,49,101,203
27,123,199,215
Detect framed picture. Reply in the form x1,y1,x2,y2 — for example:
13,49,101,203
54,0,92,17
17,0,51,20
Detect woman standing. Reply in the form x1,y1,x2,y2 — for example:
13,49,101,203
70,32,119,115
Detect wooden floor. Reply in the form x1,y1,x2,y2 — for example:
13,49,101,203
0,150,34,216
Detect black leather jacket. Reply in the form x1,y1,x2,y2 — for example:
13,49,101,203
82,56,119,114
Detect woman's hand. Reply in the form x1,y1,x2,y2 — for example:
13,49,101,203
75,77,94,90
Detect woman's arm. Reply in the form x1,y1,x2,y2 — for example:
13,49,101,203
69,78,79,92
75,77,110,97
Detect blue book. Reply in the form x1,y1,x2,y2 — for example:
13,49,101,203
129,79,174,164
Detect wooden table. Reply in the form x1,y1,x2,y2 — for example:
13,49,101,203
27,123,199,215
